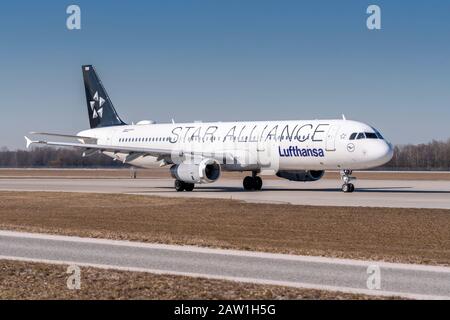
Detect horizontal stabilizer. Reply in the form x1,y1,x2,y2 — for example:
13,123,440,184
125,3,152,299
24,136,36,149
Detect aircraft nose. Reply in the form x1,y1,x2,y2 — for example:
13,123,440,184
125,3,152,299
377,141,394,165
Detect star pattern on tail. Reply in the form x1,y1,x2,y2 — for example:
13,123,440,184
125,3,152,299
89,91,105,119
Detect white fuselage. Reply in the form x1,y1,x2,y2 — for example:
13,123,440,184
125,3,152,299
79,119,393,172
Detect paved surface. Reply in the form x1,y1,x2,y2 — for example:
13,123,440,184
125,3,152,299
0,178,449,209
0,231,449,299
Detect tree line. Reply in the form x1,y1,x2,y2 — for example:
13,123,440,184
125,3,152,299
0,147,122,168
0,138,449,170
382,139,450,171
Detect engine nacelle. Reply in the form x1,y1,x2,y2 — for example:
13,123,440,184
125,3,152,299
276,170,325,182
170,159,221,184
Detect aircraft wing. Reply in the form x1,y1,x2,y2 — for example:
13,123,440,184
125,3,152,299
29,132,98,143
24,136,234,164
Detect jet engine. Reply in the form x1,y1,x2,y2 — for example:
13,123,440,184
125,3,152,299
276,170,325,182
170,159,221,184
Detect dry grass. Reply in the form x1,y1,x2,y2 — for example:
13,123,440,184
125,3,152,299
0,191,449,265
0,168,449,180
0,260,393,300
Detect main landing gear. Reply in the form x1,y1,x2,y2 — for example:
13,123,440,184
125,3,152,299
243,172,263,191
174,180,195,192
340,170,356,193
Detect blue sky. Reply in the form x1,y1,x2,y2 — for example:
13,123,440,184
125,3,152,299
0,0,449,149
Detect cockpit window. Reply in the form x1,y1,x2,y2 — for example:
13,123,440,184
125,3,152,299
356,132,365,139
365,132,378,139
371,127,384,139
351,131,384,140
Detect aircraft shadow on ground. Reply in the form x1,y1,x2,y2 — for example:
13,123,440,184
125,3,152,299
127,186,450,195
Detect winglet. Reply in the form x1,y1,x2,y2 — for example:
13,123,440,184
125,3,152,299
24,136,34,149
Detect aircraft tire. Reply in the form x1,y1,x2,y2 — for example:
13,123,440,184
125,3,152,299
184,183,195,192
254,176,263,190
342,183,355,193
349,183,355,192
243,176,255,191
175,180,185,192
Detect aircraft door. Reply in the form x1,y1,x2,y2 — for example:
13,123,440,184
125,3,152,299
256,138,279,174
325,125,340,151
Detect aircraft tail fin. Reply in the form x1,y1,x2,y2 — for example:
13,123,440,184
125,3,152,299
82,65,126,129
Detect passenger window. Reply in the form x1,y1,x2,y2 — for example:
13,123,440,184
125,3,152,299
357,133,365,140
349,133,357,140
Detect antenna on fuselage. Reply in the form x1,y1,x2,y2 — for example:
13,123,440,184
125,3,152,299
342,114,347,120
171,118,175,124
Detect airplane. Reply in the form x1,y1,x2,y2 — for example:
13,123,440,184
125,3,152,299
25,65,394,193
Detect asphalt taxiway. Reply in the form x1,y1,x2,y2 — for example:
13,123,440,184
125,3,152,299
1,231,449,299
0,177,449,209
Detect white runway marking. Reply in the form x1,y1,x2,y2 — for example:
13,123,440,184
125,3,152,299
1,231,450,299
1,230,449,273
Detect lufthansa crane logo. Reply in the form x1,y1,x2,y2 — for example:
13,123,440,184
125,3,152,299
347,143,355,152
89,91,105,119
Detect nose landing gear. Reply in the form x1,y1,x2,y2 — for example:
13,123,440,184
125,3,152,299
340,170,356,193
243,172,263,191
